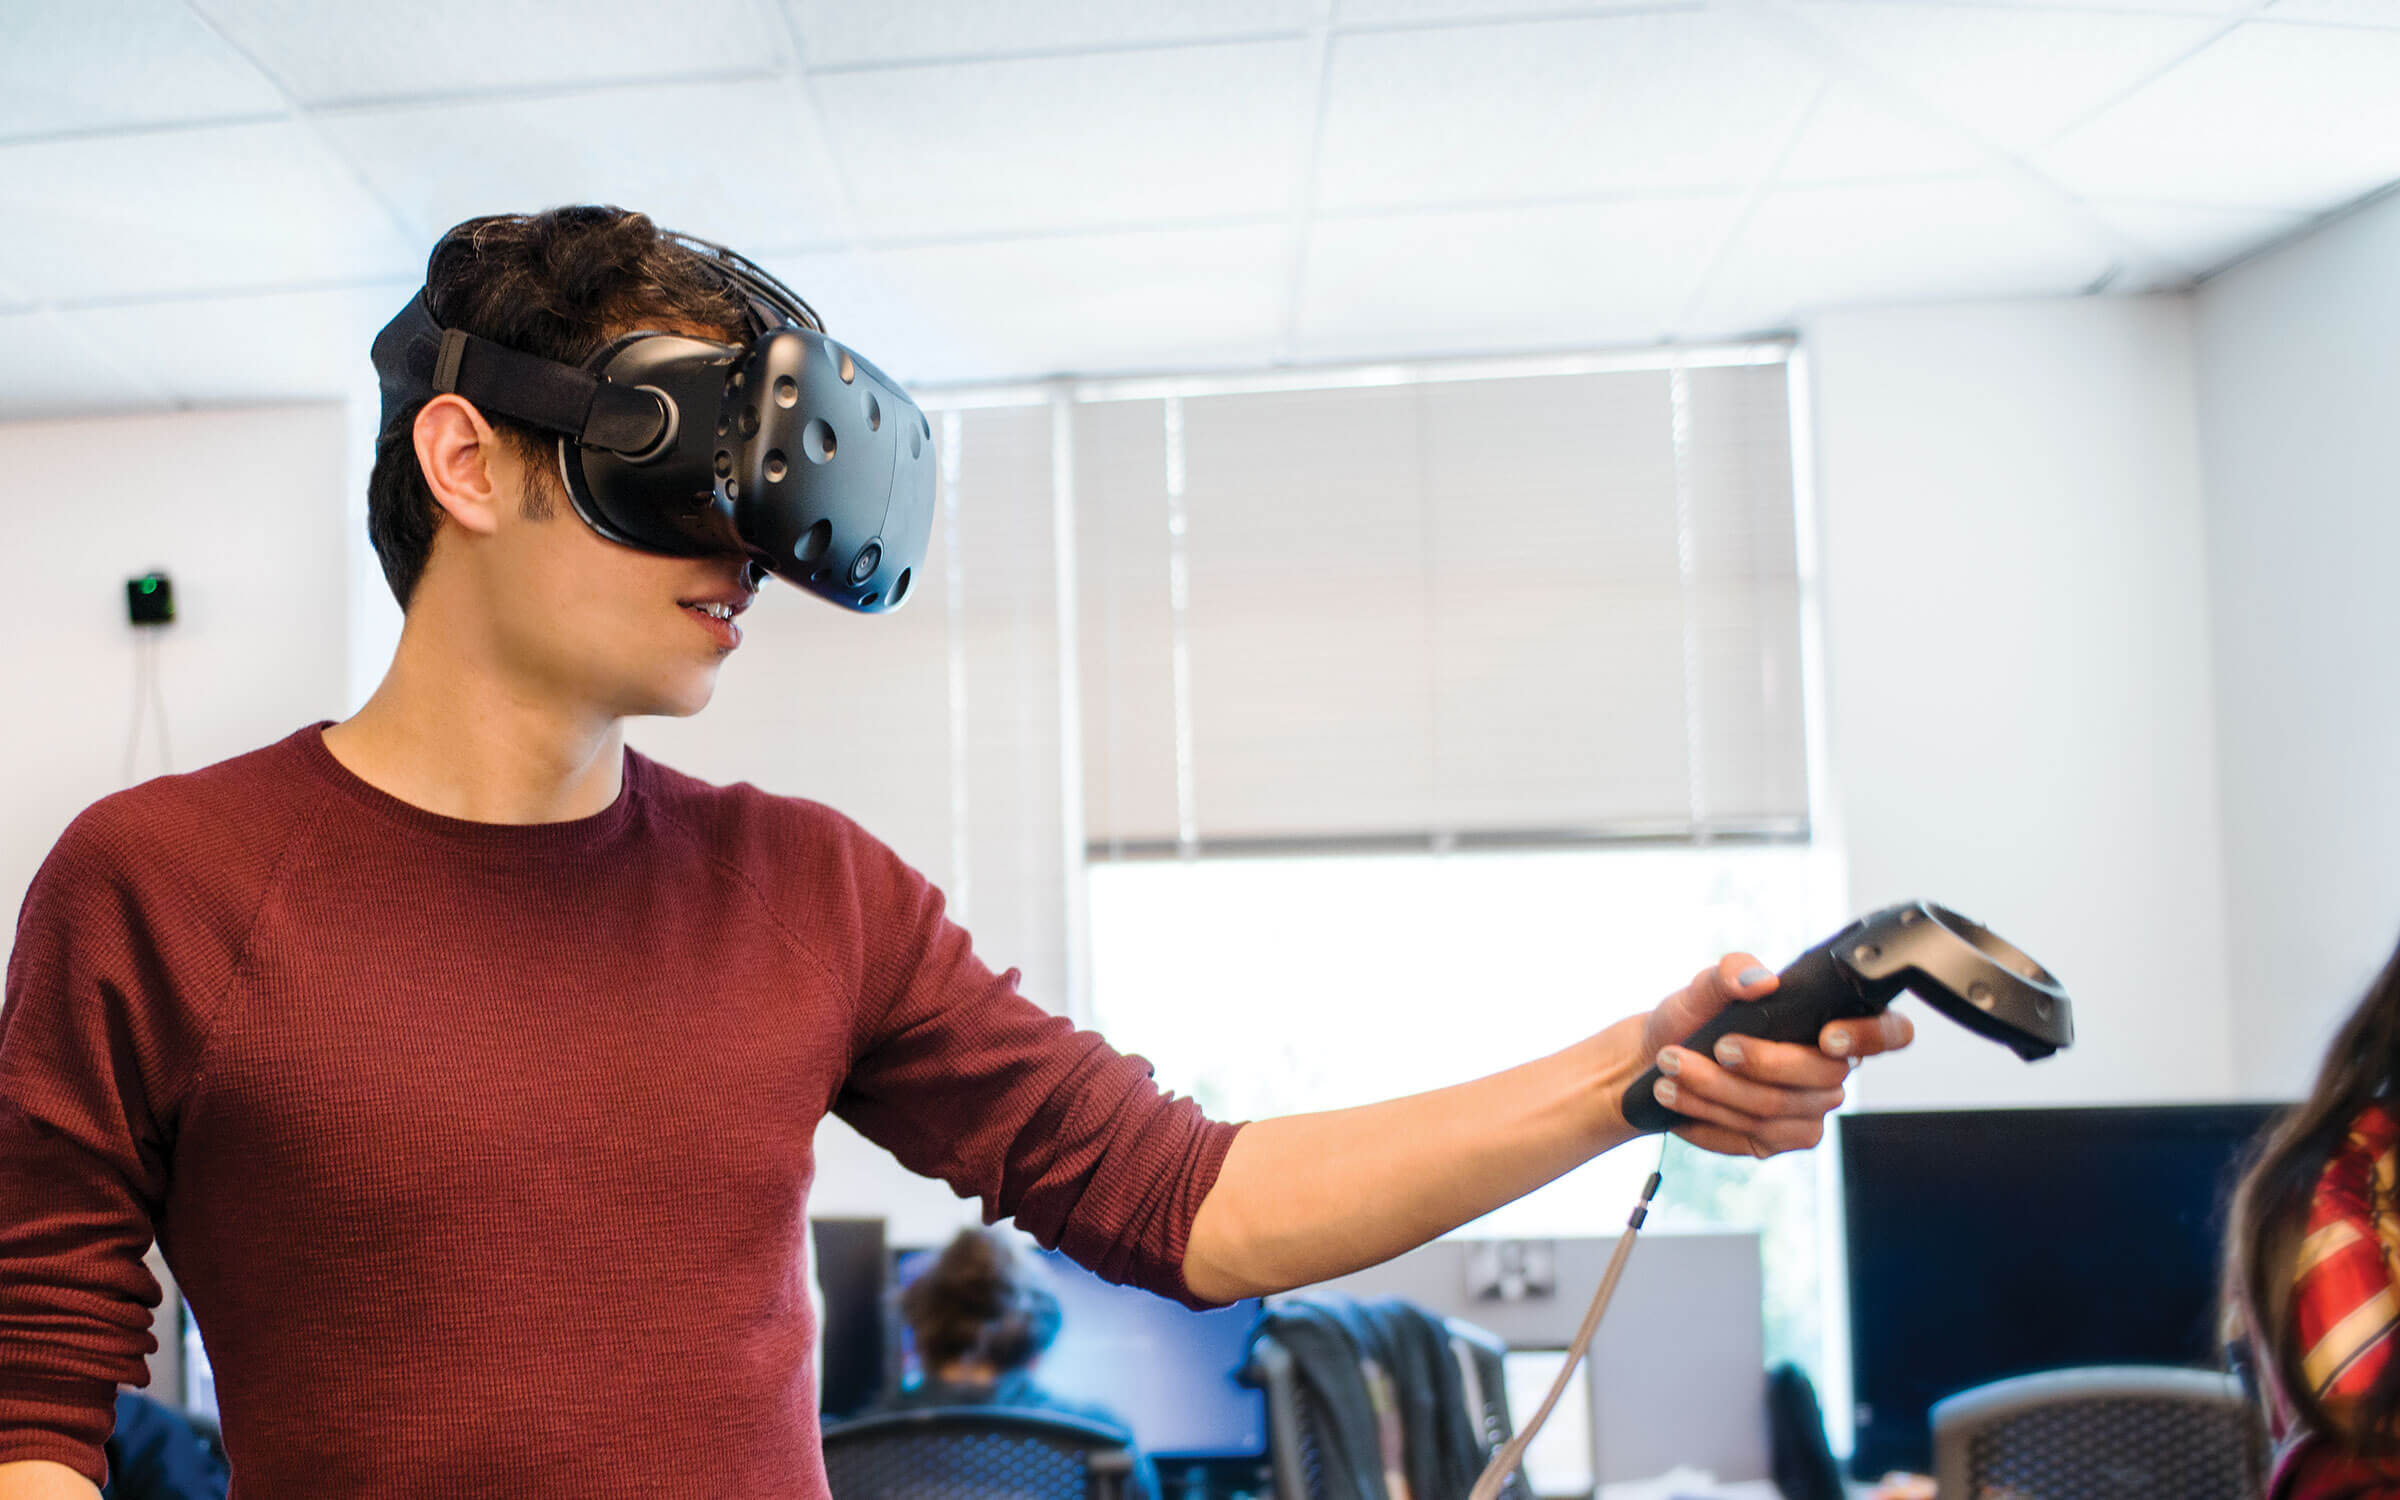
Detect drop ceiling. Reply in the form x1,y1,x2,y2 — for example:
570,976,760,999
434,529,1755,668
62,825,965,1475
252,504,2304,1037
0,0,2393,416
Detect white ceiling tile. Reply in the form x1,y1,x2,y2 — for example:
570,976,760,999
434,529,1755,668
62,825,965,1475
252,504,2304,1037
188,0,788,106
1315,12,1826,209
788,0,1325,66
2082,198,2313,281
0,308,173,421
320,79,850,252
0,0,285,141
1296,197,1747,358
815,43,1315,239
854,227,1292,383
2038,23,2400,211
0,121,420,302
749,249,969,386
1778,84,1986,183
1334,0,1648,21
1790,3,2223,153
65,283,413,408
2256,0,2400,22
1684,176,2113,335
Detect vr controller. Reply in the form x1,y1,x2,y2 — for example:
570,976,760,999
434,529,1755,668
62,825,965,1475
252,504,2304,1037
1620,900,2075,1134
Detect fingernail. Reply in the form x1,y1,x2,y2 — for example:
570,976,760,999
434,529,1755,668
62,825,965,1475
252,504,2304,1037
1883,1013,1909,1044
1655,1079,1680,1106
1737,966,1773,987
1656,1048,1682,1076
1715,1037,1746,1069
1824,1030,1853,1056
1846,1055,1862,1072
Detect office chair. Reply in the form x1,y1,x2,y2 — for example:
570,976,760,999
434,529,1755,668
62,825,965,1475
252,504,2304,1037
821,1406,1140,1500
1930,1365,2250,1500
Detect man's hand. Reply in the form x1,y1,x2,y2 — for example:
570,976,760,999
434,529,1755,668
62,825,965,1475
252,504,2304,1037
1633,952,1915,1160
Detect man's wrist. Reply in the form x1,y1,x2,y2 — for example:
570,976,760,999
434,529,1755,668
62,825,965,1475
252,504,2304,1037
1575,1014,1654,1154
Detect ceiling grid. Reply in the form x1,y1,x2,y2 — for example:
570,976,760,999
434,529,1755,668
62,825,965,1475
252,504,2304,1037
0,0,2389,414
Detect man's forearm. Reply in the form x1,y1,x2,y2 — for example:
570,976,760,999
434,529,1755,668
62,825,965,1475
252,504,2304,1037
1182,1017,1646,1302
0,1460,103,1500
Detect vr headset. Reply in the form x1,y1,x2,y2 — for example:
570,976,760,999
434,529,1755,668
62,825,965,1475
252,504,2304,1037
370,231,934,613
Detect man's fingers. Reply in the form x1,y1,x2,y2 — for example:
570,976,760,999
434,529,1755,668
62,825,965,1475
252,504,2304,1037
1670,1113,1825,1160
1700,1032,1851,1091
1655,1049,1845,1124
1820,1009,1915,1060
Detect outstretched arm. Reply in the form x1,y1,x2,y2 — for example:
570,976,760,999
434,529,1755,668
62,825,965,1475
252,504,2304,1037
0,1461,102,1500
1181,954,1914,1302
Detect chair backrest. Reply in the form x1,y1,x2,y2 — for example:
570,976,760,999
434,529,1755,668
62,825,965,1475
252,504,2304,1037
1930,1365,2250,1500
1445,1320,1532,1500
822,1406,1139,1500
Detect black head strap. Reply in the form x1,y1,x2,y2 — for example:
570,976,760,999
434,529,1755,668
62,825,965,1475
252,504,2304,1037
371,291,669,456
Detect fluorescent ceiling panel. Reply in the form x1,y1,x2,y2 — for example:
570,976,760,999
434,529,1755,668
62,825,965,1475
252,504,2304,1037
0,309,173,419
2040,22,2400,211
321,78,851,251
871,226,1292,383
787,0,1324,66
1684,176,2112,336
1790,3,2224,152
0,0,284,141
1296,196,1748,358
0,121,419,303
1777,84,1986,184
66,283,415,408
190,0,788,105
1316,12,1825,209
813,42,1314,239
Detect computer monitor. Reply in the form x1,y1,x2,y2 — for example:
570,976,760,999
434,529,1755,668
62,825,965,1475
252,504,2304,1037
1840,1103,2283,1478
888,1243,1268,1463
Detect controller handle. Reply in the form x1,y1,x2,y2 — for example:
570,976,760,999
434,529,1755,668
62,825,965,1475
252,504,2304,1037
1620,939,1886,1134
1618,900,2074,1135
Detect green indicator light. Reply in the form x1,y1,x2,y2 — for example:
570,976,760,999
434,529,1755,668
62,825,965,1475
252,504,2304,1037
140,579,158,594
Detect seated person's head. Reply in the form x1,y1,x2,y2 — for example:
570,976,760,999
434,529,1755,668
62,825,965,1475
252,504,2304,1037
903,1230,1062,1383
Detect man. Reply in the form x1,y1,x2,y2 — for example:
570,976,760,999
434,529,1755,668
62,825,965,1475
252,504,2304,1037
0,207,1910,1500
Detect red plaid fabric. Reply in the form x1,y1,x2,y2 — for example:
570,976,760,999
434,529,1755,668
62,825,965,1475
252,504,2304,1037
2267,1101,2400,1498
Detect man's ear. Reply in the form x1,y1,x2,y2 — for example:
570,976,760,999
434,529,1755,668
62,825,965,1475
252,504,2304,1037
412,394,508,536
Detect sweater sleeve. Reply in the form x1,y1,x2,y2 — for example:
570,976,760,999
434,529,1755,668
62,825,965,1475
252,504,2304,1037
823,818,1242,1309
0,813,208,1484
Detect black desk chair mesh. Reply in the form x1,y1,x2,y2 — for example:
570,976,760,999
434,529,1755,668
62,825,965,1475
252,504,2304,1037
1930,1366,2251,1500
821,1407,1139,1500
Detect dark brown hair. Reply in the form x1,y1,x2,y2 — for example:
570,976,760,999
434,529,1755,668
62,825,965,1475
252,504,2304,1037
901,1230,1062,1376
365,206,749,608
2226,934,2400,1455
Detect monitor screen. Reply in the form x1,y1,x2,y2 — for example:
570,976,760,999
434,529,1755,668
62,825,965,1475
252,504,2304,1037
890,1245,1267,1461
1840,1103,2282,1478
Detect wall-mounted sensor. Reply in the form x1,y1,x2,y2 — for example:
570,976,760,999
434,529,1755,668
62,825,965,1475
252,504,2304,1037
126,572,174,627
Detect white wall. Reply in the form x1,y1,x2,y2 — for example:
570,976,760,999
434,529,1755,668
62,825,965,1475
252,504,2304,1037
0,404,351,929
2196,190,2400,1100
1805,297,2239,1110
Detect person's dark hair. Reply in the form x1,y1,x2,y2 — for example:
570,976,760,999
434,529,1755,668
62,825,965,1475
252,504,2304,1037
2226,934,2400,1456
901,1230,1063,1376
365,205,749,609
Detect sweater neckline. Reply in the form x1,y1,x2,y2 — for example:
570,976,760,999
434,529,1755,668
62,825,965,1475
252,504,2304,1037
290,721,644,857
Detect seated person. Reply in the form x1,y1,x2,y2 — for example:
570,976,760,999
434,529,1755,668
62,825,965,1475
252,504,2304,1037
882,1230,1156,1495
2229,937,2400,1497
101,1392,225,1500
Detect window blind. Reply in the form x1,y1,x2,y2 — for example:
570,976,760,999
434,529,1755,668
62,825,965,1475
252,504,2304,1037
1074,355,1808,856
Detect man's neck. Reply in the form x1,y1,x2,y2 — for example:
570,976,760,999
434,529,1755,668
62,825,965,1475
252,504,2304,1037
323,620,626,826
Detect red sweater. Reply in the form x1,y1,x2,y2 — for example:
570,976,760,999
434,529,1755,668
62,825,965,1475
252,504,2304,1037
0,725,1238,1497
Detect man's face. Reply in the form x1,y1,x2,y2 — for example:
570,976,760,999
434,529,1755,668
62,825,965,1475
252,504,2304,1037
468,431,757,722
